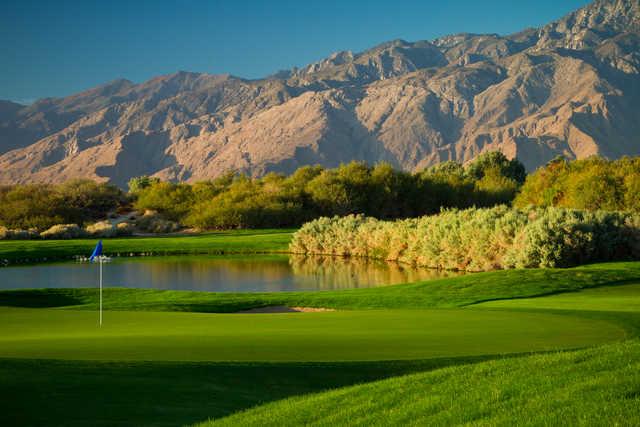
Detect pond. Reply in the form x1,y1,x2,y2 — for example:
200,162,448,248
0,255,462,292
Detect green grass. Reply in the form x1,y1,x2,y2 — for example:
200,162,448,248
477,283,640,312
199,274,640,427
0,308,622,362
0,229,293,264
0,356,496,427
202,340,640,427
1,261,640,426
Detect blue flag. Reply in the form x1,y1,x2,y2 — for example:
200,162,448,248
89,240,103,262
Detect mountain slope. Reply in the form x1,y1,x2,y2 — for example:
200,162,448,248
1,0,639,186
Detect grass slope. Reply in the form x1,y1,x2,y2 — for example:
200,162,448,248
202,278,640,426
203,340,640,427
3,358,482,427
0,229,293,264
478,283,640,312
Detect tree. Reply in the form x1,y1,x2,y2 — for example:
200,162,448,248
466,151,527,184
128,176,160,194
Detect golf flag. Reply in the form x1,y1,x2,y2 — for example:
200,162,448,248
89,240,103,262
90,240,104,326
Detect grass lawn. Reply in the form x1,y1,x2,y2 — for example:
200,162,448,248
1,261,639,426
201,275,640,427
203,340,640,427
477,283,640,312
1,355,504,427
0,308,622,362
0,229,293,264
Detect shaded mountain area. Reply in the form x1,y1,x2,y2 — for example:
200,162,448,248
1,0,639,187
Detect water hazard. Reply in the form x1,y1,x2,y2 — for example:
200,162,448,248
0,255,462,292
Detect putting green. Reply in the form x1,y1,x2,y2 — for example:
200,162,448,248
0,307,624,362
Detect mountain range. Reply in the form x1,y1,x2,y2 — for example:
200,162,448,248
1,0,639,187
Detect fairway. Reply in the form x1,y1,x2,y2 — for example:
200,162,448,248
0,307,624,362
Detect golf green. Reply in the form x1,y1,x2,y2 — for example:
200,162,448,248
0,307,624,362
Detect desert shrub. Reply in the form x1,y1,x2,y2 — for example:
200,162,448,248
40,224,85,239
0,226,39,240
115,222,135,236
290,207,640,272
135,211,180,234
85,221,118,238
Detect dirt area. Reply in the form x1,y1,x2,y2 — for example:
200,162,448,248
236,306,336,314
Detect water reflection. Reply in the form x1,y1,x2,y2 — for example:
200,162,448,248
289,255,462,290
0,255,463,292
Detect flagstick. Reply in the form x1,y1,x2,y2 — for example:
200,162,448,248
99,256,103,327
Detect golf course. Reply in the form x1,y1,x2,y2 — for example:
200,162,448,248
0,232,639,426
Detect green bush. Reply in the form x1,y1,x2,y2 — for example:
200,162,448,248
0,180,124,231
514,156,640,211
290,207,640,271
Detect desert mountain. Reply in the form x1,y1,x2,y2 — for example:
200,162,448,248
1,0,639,187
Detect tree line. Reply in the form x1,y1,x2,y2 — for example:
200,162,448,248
130,151,525,229
0,153,638,234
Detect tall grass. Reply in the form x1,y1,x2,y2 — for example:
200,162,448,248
290,206,640,271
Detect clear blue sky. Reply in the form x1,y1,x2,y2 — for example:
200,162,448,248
1,0,591,104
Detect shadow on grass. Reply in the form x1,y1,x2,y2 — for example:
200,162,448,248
1,354,502,427
0,289,87,308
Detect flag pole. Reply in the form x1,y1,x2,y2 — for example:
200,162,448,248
99,256,103,327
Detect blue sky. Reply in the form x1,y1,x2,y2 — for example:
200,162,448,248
1,0,591,104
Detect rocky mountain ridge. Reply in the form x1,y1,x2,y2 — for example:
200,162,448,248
1,0,638,187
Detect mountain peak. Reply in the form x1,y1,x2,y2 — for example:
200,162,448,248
0,0,639,186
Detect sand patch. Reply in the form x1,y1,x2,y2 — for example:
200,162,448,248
236,306,336,314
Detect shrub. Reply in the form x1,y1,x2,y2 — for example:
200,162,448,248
135,211,180,234
116,222,135,236
85,221,118,238
290,207,640,272
0,226,39,240
514,156,640,211
0,180,124,230
40,224,85,239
